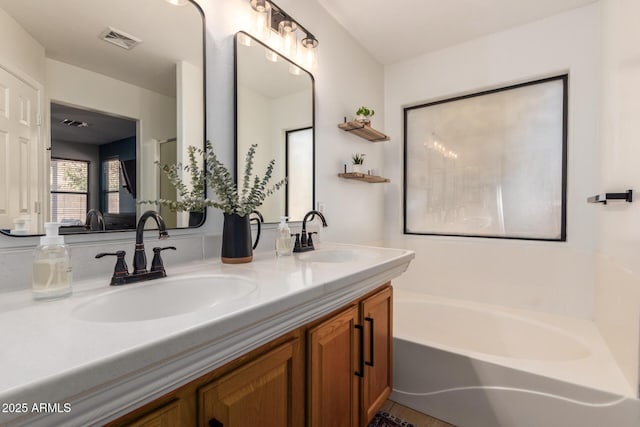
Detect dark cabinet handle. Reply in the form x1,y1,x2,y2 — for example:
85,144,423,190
365,317,374,367
354,324,364,378
209,418,223,427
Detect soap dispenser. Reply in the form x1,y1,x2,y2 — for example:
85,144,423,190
32,222,72,300
275,216,293,256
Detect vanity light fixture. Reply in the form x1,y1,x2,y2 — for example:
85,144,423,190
247,0,318,70
165,0,188,5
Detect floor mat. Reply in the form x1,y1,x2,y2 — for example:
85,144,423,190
367,411,415,427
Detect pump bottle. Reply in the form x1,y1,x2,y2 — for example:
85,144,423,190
32,222,72,299
275,216,293,256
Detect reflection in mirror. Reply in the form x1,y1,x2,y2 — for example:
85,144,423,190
0,0,204,236
235,31,314,223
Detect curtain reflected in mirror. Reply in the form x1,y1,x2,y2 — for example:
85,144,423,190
235,31,314,223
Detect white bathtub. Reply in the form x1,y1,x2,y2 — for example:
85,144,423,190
390,290,640,427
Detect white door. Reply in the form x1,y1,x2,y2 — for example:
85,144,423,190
0,67,41,233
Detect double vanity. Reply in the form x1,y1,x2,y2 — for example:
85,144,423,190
0,243,413,426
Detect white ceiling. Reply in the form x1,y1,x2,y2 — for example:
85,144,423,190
317,0,598,64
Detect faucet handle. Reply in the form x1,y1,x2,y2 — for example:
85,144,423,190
151,246,176,273
307,232,318,249
95,251,129,285
292,233,302,252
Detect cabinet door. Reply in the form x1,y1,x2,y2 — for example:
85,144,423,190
119,399,180,427
308,305,360,427
198,338,304,427
360,286,393,425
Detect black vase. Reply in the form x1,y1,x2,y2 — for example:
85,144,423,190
221,211,262,264
188,211,204,227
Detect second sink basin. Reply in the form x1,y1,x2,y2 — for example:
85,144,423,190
73,274,256,322
297,249,357,263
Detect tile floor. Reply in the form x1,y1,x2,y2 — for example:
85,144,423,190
379,400,457,427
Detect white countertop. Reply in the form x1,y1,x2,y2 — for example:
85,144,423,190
0,242,413,426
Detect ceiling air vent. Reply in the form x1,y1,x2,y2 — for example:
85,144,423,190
100,27,142,50
61,119,88,128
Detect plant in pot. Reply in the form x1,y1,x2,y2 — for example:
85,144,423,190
356,106,375,125
143,141,285,263
351,153,366,174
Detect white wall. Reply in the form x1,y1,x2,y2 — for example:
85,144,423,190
383,4,602,319
594,0,640,396
0,7,45,84
260,0,385,243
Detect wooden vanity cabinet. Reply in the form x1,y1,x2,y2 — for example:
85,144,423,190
307,284,393,427
198,337,304,427
107,284,392,427
307,305,360,427
106,330,303,427
360,286,393,424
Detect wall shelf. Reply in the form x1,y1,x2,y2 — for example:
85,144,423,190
338,173,390,183
338,120,390,142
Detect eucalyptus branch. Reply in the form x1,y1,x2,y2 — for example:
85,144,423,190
140,141,285,216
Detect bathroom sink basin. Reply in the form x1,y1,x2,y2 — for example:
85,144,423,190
297,249,357,263
72,275,256,322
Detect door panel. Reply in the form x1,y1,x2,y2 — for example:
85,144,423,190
360,286,393,425
0,67,41,232
308,305,360,427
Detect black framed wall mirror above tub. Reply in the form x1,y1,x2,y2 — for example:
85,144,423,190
0,0,206,237
234,31,315,223
403,74,568,241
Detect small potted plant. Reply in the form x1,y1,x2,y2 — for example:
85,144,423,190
356,106,375,125
351,153,366,173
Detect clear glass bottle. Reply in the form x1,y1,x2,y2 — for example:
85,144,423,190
32,222,72,300
275,216,293,256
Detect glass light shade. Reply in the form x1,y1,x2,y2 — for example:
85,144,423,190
249,0,271,41
300,34,318,70
250,0,268,12
278,20,297,59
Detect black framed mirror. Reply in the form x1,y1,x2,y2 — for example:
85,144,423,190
234,31,315,223
0,0,205,236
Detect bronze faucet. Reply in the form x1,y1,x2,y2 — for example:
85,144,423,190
85,209,105,231
293,210,328,252
96,210,175,286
